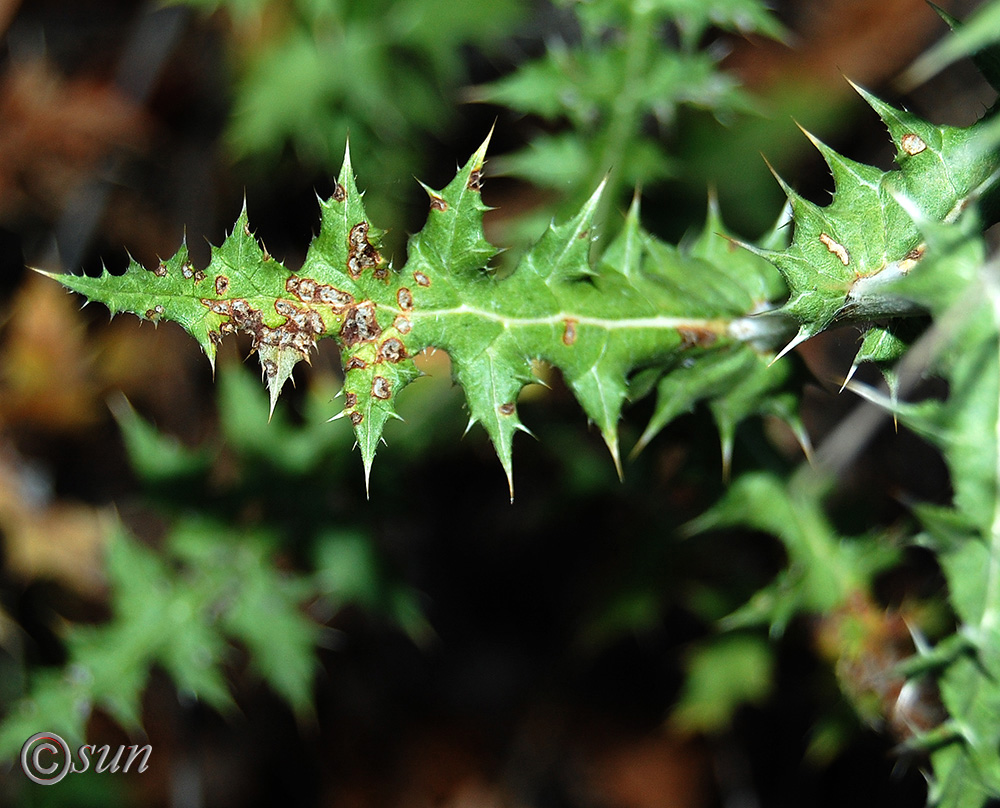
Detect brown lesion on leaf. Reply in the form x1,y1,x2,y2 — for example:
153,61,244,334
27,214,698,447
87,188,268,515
900,133,927,156
182,262,194,280
332,182,346,203
429,194,448,212
898,243,926,275
468,167,483,192
262,359,278,379
372,376,391,400
350,411,363,425
194,270,206,283
397,288,413,311
286,276,354,313
200,295,322,358
152,262,167,278
677,326,717,349
144,304,165,321
345,356,368,371
340,302,382,347
345,392,358,408
819,232,850,266
243,221,252,237
578,229,588,240
394,315,412,335
215,275,229,296
562,319,577,346
413,271,430,287
378,338,406,363
347,222,384,280
498,402,515,416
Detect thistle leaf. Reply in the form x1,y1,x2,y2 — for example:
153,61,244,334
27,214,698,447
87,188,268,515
45,136,802,491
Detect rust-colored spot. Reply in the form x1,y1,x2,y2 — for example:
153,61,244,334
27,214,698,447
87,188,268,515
819,232,850,266
347,222,383,279
194,270,206,283
578,229,589,240
153,262,167,278
244,222,252,237
209,331,223,347
350,411,363,425
678,327,717,349
182,262,194,280
145,304,165,320
220,321,235,335
429,194,448,212
397,288,413,310
263,359,278,378
332,182,346,203
562,319,577,346
413,271,430,287
372,376,391,400
498,402,515,416
345,356,368,371
901,133,927,156
468,167,483,192
379,338,406,363
340,302,381,346
345,392,357,408
394,316,412,335
215,275,229,296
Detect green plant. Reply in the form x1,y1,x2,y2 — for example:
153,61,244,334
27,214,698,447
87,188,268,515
7,1,1000,806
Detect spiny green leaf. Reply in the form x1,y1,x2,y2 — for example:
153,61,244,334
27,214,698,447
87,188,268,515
47,135,802,495
748,86,1000,359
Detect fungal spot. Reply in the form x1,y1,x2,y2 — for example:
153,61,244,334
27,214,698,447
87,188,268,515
243,222,252,237
263,359,278,378
182,262,194,279
901,134,927,156
145,304,165,321
578,230,589,240
413,271,430,287
677,326,717,349
215,275,229,296
468,167,483,192
379,338,406,363
332,182,346,203
372,376,391,400
350,411,363,425
562,319,577,346
819,233,850,266
397,288,413,310
194,270,206,283
345,392,357,408
899,243,926,274
498,402,515,416
340,302,382,346
347,222,383,279
345,356,368,372
317,285,354,310
394,315,412,335
199,295,320,359
429,195,448,212
153,262,167,278
209,331,223,347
